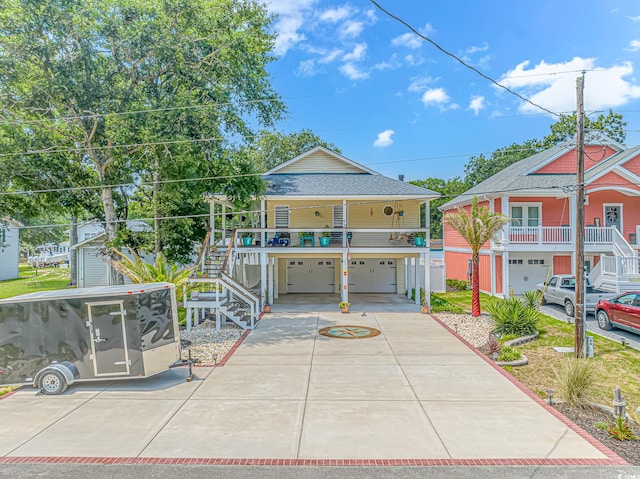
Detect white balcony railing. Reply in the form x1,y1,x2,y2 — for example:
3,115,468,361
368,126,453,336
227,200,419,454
506,226,620,246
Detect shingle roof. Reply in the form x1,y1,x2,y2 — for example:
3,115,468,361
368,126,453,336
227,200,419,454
439,144,576,210
264,173,439,197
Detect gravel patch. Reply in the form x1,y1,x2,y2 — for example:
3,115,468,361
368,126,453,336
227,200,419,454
180,321,243,365
434,312,495,347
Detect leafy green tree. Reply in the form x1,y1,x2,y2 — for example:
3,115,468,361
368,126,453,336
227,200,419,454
0,0,285,280
444,197,509,317
410,177,470,238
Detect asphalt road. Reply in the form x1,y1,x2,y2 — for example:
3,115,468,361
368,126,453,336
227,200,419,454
539,303,640,351
1,464,639,479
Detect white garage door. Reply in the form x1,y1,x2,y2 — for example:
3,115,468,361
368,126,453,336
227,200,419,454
81,247,109,287
349,259,397,293
508,258,549,295
287,259,335,293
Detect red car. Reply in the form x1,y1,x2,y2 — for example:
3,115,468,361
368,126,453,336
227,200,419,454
595,292,640,335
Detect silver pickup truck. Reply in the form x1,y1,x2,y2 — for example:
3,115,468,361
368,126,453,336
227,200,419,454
536,274,616,316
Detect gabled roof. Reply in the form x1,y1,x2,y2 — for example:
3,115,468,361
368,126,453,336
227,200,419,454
265,146,378,175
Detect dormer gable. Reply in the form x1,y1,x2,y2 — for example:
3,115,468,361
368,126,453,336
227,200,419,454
265,146,378,175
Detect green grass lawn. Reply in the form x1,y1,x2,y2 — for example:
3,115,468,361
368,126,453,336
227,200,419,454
438,290,640,421
0,264,72,300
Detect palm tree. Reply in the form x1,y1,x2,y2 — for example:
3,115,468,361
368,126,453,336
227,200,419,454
444,196,509,317
109,248,196,293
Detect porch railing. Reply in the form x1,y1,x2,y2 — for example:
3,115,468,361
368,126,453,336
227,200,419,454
505,226,625,246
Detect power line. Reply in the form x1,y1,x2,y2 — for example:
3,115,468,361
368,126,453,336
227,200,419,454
368,0,560,117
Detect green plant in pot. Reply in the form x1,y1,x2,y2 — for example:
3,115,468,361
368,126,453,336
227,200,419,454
413,231,426,247
242,231,254,246
320,225,332,247
339,301,351,313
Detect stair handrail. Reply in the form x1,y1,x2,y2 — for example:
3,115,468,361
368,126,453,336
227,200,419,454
220,273,259,328
586,259,602,287
189,230,212,278
221,228,237,275
612,227,635,258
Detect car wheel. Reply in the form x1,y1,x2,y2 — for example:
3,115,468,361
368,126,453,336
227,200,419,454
564,300,575,317
39,370,68,395
596,310,613,331
537,291,546,305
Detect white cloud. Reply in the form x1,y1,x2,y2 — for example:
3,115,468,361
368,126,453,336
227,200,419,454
408,76,438,92
468,96,486,115
466,42,489,54
391,23,433,49
342,43,367,62
319,6,352,23
374,54,401,71
319,49,344,63
340,62,369,80
339,20,364,39
296,59,317,76
628,15,640,22
373,129,395,147
628,40,640,52
421,88,450,106
499,57,640,113
267,0,318,56
404,54,424,66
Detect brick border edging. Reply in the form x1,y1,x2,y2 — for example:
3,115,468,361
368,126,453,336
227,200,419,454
428,313,628,465
0,456,627,466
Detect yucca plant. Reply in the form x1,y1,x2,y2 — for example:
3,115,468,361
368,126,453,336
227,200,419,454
109,249,196,292
554,358,597,409
486,297,539,336
522,290,542,310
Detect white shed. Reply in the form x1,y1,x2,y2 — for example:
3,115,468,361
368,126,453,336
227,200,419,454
0,218,21,281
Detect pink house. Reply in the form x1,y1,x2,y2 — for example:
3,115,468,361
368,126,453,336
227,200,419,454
441,137,640,296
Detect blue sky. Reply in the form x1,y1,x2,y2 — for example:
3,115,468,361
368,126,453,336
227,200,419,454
264,1,640,181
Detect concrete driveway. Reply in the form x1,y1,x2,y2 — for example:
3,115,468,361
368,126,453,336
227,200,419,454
0,312,624,465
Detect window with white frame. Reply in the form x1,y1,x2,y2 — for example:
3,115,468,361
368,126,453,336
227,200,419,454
511,204,540,227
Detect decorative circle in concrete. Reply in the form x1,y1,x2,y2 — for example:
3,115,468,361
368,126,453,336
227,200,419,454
318,325,381,339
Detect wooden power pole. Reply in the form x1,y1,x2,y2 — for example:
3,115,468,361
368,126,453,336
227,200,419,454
574,74,586,358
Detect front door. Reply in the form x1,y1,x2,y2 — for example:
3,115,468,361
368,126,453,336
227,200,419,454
604,204,622,230
87,301,130,376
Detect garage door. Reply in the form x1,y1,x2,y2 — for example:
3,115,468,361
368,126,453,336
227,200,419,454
287,259,335,293
508,258,550,295
349,259,397,293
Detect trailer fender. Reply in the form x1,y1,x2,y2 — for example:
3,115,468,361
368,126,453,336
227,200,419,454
33,362,79,390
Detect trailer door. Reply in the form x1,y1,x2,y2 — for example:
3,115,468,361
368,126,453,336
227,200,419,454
87,301,130,376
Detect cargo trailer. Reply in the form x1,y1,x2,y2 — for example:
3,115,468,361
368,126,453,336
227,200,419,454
0,282,184,394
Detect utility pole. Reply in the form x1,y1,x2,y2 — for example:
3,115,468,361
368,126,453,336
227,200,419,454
574,74,586,358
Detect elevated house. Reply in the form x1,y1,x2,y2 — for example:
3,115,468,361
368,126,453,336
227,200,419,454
185,147,441,330
441,136,640,297
0,217,21,281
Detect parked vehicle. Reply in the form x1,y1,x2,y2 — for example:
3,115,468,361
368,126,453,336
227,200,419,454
0,283,186,395
536,274,616,316
595,292,640,334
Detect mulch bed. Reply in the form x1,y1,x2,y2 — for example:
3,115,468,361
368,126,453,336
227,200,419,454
554,404,640,465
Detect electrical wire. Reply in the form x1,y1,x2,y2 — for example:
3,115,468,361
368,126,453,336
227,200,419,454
368,0,560,117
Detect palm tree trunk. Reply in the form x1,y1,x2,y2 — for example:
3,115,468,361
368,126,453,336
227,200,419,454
471,251,481,317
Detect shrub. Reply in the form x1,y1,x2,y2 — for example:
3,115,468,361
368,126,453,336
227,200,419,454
486,297,539,337
522,290,542,309
497,345,521,362
446,278,468,291
554,358,597,409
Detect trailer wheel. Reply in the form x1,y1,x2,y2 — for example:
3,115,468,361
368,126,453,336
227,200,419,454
39,370,68,395
564,299,575,317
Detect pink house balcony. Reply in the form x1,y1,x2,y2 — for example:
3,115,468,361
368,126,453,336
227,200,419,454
496,226,632,251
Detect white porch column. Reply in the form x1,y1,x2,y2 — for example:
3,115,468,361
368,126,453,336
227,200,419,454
414,257,420,305
502,251,510,298
209,200,216,248
260,199,266,247
341,251,349,303
490,251,496,296
267,256,274,304
221,203,227,246
407,258,414,300
501,196,510,246
342,199,348,247
274,258,279,299
260,251,268,305
423,251,430,310
424,200,430,247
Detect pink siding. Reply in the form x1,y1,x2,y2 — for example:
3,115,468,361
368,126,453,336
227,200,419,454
586,189,640,241
494,198,502,213
444,251,492,292
553,256,572,274
621,153,640,174
590,171,640,193
443,200,492,249
533,146,617,174
495,256,502,294
508,196,571,226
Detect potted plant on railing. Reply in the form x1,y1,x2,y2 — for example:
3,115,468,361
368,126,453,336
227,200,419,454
413,231,426,247
339,301,351,313
298,231,313,247
320,225,332,247
242,232,254,247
